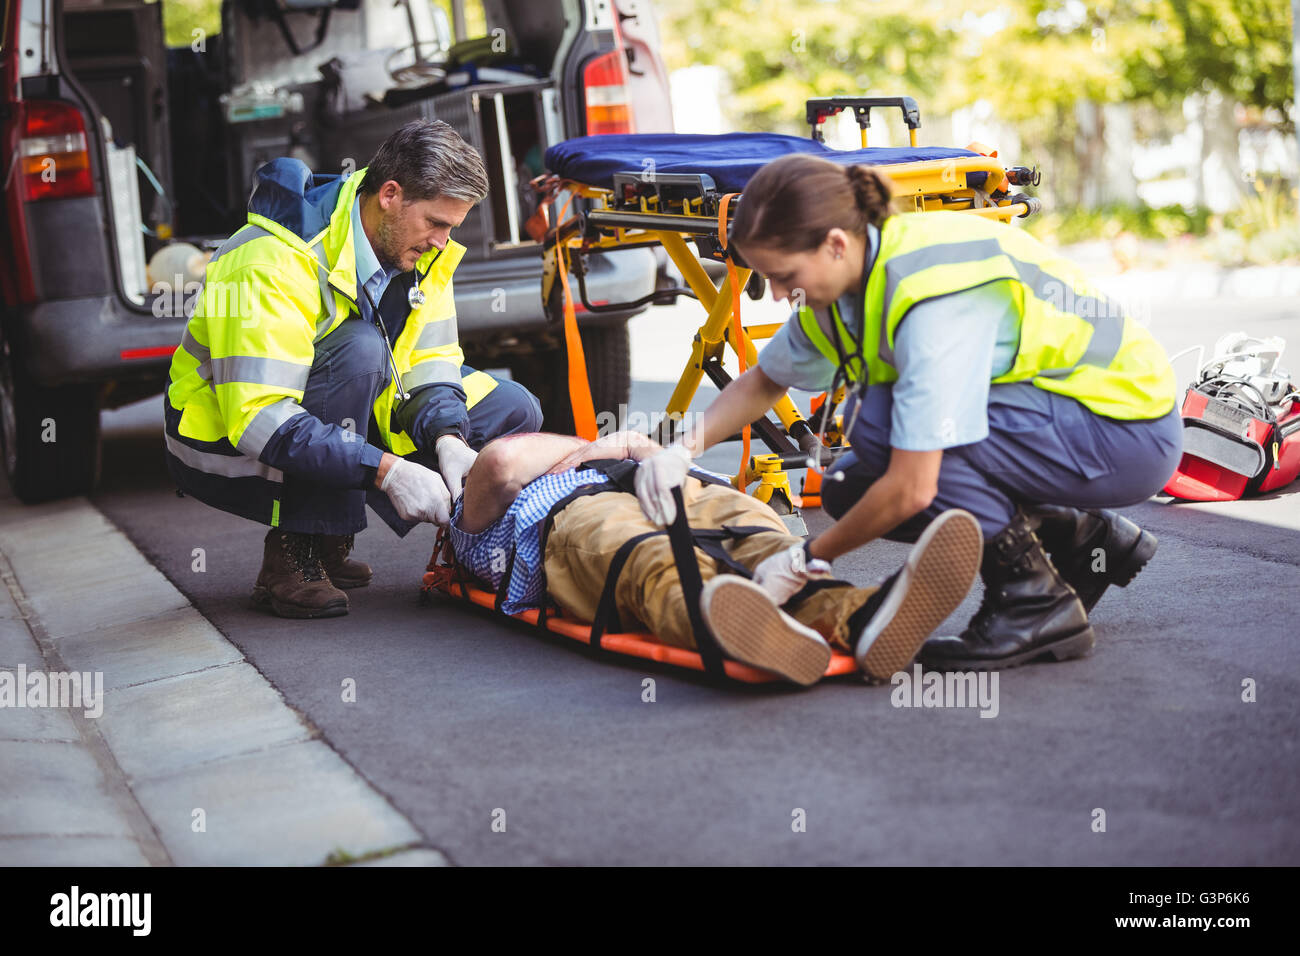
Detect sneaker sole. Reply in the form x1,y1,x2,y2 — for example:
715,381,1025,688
251,586,349,619
856,510,984,682
700,576,832,687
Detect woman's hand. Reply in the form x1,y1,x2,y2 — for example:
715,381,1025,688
634,443,693,525
812,448,943,560
752,545,834,604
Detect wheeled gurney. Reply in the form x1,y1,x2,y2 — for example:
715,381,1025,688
533,96,1044,516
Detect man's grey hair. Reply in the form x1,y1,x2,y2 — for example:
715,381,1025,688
360,119,489,204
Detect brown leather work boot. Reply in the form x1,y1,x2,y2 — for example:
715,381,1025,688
251,530,349,618
320,533,373,589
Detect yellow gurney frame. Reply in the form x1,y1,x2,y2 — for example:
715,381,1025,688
541,96,1044,513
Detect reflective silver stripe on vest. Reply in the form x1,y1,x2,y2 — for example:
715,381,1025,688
210,355,312,392
235,397,307,458
402,359,461,391
180,325,210,365
878,238,1126,373
207,223,276,266
183,326,220,393
311,242,338,341
415,318,458,351
164,430,284,482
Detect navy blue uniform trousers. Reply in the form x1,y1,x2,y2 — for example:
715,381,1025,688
278,319,542,536
821,382,1184,541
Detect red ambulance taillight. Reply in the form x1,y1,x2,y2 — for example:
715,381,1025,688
582,47,635,135
19,100,96,201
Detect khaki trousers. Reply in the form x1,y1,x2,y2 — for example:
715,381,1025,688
542,478,877,652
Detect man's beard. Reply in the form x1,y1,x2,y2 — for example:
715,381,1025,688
374,210,408,272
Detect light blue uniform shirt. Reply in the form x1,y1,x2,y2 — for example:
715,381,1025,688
351,195,401,325
757,224,1020,451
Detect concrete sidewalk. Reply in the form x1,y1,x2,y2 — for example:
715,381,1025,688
0,490,446,866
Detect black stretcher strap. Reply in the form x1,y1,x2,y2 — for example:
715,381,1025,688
535,477,623,631
532,457,707,630
525,458,780,677
589,530,666,646
665,485,727,678
493,547,517,613
688,525,772,578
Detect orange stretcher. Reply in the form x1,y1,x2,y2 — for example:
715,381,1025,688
418,509,860,685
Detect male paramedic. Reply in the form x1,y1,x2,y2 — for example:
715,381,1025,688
443,430,984,686
165,120,543,619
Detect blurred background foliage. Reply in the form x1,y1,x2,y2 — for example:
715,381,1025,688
160,0,219,48
658,0,1298,261
157,0,1297,262
658,1,1292,129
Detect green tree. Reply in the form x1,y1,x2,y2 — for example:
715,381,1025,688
1126,0,1294,121
657,0,1296,206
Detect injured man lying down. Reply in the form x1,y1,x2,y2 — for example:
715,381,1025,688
445,431,983,686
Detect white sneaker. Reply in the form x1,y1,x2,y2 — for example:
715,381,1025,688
855,509,984,682
700,576,833,687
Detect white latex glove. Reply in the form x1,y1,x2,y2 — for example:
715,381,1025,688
634,442,693,525
381,458,451,525
435,435,478,501
752,544,833,605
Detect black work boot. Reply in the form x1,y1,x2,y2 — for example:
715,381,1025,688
1026,505,1157,613
917,512,1094,670
320,533,373,589
251,530,350,619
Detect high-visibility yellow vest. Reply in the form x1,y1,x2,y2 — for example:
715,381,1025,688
167,166,497,466
796,211,1176,421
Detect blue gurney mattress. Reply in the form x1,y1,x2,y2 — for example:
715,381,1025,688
544,132,986,193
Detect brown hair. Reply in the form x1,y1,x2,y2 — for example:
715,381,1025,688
730,154,895,253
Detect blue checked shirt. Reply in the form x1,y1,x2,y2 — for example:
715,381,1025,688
448,468,613,614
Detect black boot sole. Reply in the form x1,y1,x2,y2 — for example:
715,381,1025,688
1073,524,1158,612
1109,526,1157,588
924,625,1096,672
251,587,349,619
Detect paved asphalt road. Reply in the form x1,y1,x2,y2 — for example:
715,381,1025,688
87,294,1299,865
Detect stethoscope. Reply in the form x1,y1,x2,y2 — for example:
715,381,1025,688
344,255,435,405
805,231,879,482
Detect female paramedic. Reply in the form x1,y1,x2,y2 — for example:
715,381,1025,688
634,153,1183,671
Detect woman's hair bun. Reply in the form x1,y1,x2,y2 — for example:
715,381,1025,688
845,165,894,228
